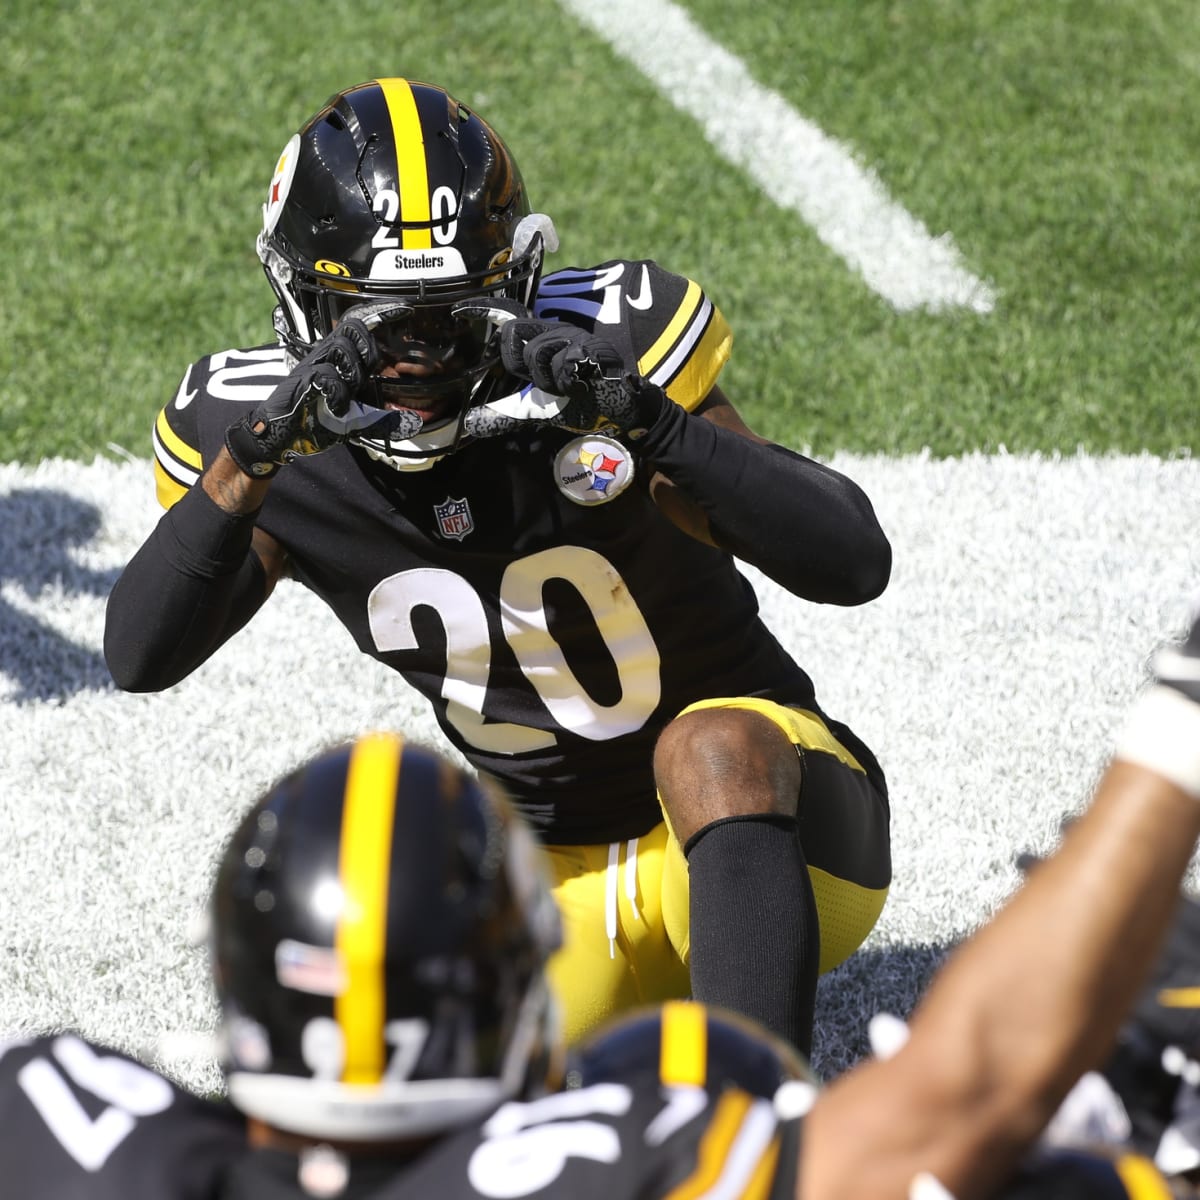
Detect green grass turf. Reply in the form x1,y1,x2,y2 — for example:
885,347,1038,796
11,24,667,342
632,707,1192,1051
3,0,1196,461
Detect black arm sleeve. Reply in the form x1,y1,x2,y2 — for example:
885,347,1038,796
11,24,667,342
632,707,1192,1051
634,397,892,604
103,484,270,692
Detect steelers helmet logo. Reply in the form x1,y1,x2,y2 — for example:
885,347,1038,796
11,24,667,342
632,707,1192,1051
262,134,301,236
554,435,634,505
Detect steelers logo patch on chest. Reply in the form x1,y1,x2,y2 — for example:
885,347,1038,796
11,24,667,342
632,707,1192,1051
554,435,634,505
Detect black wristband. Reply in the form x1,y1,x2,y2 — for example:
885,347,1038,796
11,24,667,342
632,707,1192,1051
620,377,675,442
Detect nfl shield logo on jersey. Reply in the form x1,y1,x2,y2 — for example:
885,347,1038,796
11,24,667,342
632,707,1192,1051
434,496,474,541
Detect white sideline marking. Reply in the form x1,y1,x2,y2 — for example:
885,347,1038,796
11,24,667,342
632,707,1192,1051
556,0,996,314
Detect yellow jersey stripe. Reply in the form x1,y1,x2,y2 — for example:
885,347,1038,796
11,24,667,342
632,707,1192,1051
155,408,203,471
378,78,431,251
639,279,703,378
665,1090,753,1200
153,461,188,511
151,413,200,510
1115,1153,1174,1199
660,303,732,411
336,731,402,1083
740,1134,782,1200
660,1001,708,1088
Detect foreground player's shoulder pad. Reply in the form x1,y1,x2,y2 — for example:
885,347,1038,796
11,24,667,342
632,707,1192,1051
533,259,732,412
1001,1146,1169,1199
1130,889,1200,1055
153,343,293,510
0,1033,244,1197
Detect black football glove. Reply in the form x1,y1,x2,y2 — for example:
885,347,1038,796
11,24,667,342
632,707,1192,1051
225,305,409,478
497,319,667,437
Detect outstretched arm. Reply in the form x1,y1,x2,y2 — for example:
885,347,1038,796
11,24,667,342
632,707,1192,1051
104,454,282,692
800,613,1200,1200
493,313,892,605
104,311,393,692
638,384,891,604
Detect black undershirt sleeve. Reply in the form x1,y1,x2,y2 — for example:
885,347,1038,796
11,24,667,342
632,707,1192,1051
634,396,892,604
103,484,269,692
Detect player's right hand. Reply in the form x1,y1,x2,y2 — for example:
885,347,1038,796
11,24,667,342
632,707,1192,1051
224,318,378,478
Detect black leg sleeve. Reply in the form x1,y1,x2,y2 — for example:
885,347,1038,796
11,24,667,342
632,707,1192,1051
103,485,267,692
634,396,891,604
684,813,820,1056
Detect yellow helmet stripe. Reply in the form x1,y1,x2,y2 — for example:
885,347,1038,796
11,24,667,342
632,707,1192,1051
660,1000,709,1088
377,78,432,251
1157,986,1200,1007
1115,1153,1175,1199
335,732,402,1083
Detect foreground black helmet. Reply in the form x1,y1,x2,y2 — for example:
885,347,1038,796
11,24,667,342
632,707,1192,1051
576,1001,817,1113
257,77,558,470
210,731,563,1140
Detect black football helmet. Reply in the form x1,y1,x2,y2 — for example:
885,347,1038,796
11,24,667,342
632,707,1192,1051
210,731,563,1140
257,77,558,470
1000,1146,1172,1199
575,1001,818,1115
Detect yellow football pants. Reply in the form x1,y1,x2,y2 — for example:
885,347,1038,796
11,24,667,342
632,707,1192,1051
543,699,891,1044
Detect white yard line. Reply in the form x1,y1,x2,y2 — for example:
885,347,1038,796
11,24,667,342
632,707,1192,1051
557,0,996,314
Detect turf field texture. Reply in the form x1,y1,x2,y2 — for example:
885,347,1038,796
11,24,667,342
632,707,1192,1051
2,453,1196,1087
2,0,1198,1087
4,0,1198,458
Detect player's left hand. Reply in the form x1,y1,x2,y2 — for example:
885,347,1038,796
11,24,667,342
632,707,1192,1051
498,319,667,436
500,320,624,396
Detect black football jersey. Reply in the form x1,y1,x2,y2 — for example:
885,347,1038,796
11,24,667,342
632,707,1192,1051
214,1069,802,1200
0,1033,244,1199
0,1034,798,1199
152,260,870,843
